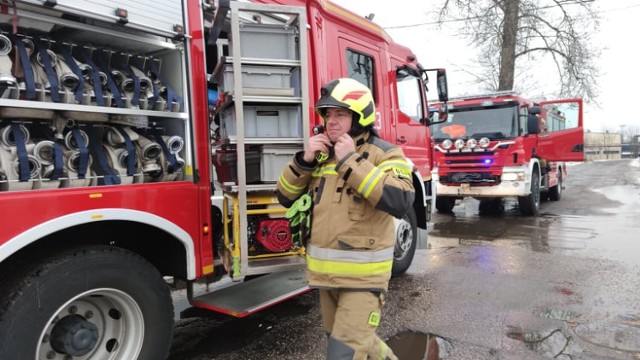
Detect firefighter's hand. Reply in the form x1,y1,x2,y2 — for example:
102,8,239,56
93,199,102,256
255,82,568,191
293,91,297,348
303,133,332,163
334,133,355,161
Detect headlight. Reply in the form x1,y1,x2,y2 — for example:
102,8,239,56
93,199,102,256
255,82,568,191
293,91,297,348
467,138,477,149
479,137,490,148
442,139,452,149
502,172,524,181
454,139,465,149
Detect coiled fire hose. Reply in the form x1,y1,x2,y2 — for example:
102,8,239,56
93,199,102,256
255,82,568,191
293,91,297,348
285,193,312,248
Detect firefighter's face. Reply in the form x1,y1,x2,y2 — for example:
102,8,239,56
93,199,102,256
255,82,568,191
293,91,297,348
324,107,352,142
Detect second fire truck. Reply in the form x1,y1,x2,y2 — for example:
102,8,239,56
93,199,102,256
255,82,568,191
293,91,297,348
429,91,584,215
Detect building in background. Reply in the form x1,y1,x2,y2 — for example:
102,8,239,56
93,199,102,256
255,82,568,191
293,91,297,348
584,131,622,161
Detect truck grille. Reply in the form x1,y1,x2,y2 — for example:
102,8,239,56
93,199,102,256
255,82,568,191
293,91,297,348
441,172,499,184
443,151,495,165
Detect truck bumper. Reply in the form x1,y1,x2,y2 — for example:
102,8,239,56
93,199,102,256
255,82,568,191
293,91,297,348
432,165,531,198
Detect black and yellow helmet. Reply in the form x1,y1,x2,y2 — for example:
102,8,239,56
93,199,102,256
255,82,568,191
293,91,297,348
315,78,376,127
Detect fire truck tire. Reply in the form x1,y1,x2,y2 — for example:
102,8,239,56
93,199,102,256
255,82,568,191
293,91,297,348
436,196,456,213
392,207,418,277
549,171,562,201
0,246,174,360
518,171,541,216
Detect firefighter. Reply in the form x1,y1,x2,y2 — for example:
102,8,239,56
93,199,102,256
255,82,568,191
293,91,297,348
277,78,415,359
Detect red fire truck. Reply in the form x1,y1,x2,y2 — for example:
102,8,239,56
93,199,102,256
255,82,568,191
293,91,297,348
429,91,584,215
0,0,448,358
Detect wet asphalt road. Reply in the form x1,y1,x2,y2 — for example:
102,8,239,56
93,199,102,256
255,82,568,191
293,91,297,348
168,159,640,360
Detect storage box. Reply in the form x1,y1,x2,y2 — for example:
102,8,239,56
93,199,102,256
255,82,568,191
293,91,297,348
214,64,294,96
220,105,302,139
213,148,261,184
260,145,302,182
230,24,298,60
21,0,184,36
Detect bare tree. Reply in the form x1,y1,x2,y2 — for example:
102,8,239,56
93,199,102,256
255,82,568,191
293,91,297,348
620,124,640,143
434,0,600,102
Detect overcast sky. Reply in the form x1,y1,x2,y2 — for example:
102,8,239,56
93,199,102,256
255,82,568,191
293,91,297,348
331,0,640,133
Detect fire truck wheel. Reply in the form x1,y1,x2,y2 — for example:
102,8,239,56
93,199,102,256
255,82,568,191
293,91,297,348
549,171,562,201
0,246,174,360
518,170,541,216
392,207,418,277
436,196,456,213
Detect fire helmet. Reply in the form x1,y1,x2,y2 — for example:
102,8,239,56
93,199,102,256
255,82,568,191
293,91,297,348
314,78,376,128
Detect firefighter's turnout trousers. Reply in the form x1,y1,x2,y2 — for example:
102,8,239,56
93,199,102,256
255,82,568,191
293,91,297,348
320,289,397,360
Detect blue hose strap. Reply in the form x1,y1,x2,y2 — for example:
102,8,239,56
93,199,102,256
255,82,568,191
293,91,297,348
78,48,105,106
152,130,177,173
50,141,64,180
87,124,120,185
11,35,36,100
111,52,140,106
148,60,182,111
115,126,136,176
11,124,30,182
94,49,124,108
71,127,89,179
55,44,85,102
33,39,60,102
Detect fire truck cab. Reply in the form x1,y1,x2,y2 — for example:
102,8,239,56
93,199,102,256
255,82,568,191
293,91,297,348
429,91,583,215
0,1,447,358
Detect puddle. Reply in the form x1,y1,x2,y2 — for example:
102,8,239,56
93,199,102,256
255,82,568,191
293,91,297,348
386,331,452,359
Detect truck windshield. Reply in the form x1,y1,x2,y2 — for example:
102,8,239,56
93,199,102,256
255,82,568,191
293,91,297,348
431,103,519,141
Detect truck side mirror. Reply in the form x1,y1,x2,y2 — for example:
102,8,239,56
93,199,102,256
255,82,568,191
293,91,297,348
436,69,448,102
527,114,540,134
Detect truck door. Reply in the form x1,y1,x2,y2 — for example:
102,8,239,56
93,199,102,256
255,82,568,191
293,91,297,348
537,98,584,162
390,62,432,177
337,36,387,137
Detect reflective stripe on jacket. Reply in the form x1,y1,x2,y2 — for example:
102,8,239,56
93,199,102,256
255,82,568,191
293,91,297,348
277,131,415,292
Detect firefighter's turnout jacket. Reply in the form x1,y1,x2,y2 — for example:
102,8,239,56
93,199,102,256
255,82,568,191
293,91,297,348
277,131,415,292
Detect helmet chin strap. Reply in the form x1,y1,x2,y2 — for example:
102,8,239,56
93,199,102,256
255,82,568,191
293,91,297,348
348,112,366,137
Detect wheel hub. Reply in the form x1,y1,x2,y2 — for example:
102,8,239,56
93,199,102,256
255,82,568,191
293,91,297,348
395,221,412,260
50,314,99,356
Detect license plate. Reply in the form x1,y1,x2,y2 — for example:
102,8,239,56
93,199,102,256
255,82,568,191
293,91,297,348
459,183,470,195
